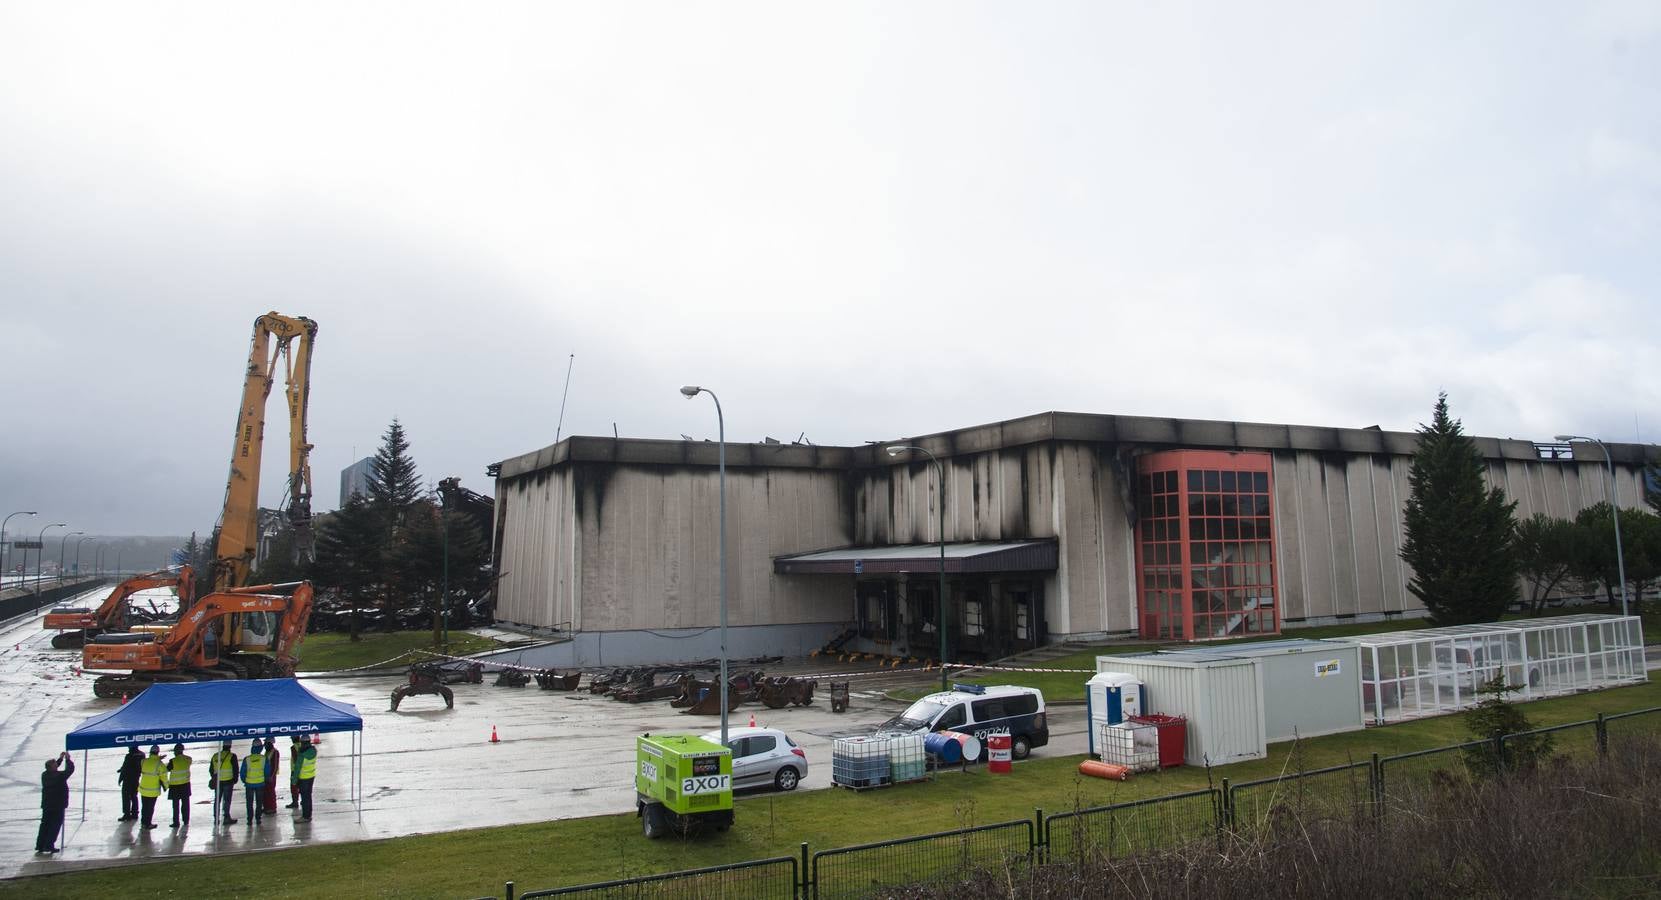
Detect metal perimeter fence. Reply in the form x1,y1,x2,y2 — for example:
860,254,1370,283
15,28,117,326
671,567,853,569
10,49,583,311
473,706,1661,900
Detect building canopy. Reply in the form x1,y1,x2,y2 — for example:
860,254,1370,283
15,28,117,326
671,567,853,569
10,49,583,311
773,539,1058,576
65,678,362,751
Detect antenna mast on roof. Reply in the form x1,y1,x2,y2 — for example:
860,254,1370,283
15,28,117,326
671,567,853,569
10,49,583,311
554,354,575,444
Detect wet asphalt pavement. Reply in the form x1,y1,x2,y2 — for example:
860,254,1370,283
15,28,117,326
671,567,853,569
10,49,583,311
0,594,1089,880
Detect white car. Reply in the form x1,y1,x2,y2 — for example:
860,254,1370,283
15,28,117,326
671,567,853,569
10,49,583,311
700,726,808,792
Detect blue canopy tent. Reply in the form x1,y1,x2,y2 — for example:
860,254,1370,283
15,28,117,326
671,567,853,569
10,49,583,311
65,679,364,827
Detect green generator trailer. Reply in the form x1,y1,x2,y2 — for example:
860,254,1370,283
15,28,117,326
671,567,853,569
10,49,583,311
635,733,734,838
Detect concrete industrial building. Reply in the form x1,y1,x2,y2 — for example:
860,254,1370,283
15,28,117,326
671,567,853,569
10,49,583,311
487,411,1654,667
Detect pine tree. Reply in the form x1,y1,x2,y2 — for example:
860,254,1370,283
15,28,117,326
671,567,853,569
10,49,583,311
395,500,490,642
1513,514,1577,616
1462,675,1552,776
312,496,385,640
1399,393,1519,624
367,419,422,521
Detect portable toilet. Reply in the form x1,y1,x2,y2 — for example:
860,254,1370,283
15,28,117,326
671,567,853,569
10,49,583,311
1086,672,1144,757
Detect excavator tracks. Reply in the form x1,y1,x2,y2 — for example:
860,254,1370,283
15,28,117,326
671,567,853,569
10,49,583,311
51,631,87,650
92,673,195,699
90,657,284,699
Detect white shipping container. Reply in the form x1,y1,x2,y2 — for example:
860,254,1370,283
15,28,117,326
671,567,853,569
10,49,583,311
1095,654,1266,766
1164,639,1365,742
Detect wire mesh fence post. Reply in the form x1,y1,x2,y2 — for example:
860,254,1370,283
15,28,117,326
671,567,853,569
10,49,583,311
1596,712,1608,756
1370,752,1382,821
1033,808,1044,864
1219,777,1232,836
1493,734,1506,773
505,881,514,900
800,842,809,899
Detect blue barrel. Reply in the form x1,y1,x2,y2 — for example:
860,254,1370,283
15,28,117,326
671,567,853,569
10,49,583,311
924,732,962,764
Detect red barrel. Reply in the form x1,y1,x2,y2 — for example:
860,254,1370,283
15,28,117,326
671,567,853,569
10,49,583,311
986,733,1012,774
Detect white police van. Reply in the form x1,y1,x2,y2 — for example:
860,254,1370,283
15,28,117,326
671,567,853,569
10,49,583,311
879,684,1049,760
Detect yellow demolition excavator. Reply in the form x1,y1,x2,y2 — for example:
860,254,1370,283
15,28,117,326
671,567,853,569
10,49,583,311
84,312,320,697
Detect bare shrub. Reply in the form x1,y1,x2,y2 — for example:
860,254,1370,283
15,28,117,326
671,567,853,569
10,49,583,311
874,736,1661,900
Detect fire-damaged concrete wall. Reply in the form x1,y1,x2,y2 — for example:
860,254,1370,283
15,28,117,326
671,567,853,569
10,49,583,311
492,437,855,647
851,442,1136,637
492,414,1654,647
574,464,852,631
494,463,579,630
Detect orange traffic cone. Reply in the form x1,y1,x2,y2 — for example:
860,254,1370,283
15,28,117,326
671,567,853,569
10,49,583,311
748,713,756,728
490,725,500,744
121,694,128,705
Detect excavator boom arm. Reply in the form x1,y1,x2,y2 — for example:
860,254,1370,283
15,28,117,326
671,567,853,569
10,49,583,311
43,566,194,631
214,312,317,592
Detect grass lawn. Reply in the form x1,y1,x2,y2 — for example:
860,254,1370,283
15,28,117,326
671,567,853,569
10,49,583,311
8,679,1657,900
295,630,501,673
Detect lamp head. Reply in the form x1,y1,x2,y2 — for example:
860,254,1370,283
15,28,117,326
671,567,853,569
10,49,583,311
884,446,899,457
679,385,701,398
1554,434,1576,442
21,511,36,516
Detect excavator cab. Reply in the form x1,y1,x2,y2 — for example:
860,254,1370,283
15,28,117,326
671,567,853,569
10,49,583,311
202,623,220,664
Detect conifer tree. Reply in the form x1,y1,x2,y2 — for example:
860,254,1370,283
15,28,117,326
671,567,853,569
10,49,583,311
312,496,384,640
367,419,422,521
1399,393,1519,624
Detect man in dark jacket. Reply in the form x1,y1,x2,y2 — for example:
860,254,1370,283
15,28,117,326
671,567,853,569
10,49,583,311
117,746,142,822
37,752,74,853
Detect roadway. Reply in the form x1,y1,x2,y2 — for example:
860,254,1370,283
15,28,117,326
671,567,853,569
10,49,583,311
0,598,1091,881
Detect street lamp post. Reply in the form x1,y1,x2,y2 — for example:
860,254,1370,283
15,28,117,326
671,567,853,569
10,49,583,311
73,536,93,577
58,531,84,587
114,548,123,578
2,514,37,591
1556,434,1629,617
680,385,729,745
35,523,67,594
1,510,37,588
886,445,949,692
440,492,450,646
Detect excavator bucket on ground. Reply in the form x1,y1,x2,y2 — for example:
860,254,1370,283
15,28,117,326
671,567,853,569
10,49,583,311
681,684,738,716
535,669,582,690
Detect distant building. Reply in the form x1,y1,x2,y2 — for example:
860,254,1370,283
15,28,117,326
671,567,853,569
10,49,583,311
339,456,374,506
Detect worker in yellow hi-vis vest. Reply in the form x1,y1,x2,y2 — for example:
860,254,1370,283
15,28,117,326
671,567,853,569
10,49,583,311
240,741,267,825
137,744,164,830
166,743,192,829
296,739,317,821
208,741,238,825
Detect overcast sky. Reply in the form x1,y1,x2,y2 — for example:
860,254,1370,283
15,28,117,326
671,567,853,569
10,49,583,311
2,2,1658,537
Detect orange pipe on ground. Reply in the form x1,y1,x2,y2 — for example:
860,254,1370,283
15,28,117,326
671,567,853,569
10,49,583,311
1078,760,1132,781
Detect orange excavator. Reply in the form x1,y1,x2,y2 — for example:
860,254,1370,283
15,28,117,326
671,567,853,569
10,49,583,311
83,581,314,699
42,566,195,649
